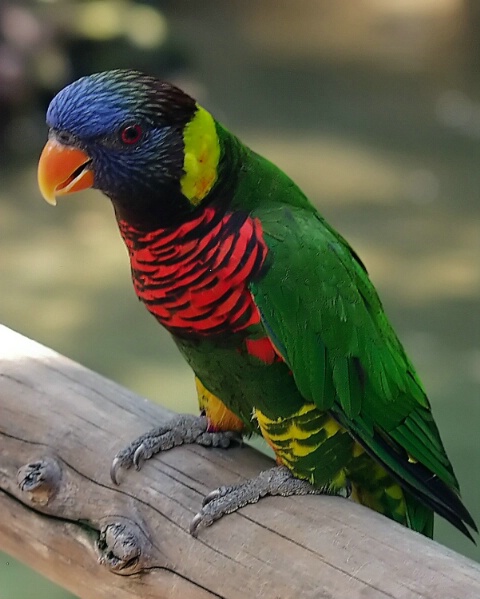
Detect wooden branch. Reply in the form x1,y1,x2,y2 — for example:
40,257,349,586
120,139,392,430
1,325,479,599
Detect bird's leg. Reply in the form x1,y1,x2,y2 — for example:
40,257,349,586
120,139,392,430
189,465,351,536
111,414,240,484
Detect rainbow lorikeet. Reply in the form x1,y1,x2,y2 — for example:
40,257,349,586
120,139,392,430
38,70,476,540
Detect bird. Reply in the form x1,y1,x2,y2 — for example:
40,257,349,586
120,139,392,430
37,69,476,540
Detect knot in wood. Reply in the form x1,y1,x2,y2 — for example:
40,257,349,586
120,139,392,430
16,457,62,505
96,519,148,575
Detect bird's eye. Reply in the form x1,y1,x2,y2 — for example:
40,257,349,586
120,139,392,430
120,124,143,145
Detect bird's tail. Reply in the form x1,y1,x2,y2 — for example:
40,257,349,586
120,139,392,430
348,449,434,537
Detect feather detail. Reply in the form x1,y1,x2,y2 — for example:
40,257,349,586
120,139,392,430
245,337,282,364
118,207,268,336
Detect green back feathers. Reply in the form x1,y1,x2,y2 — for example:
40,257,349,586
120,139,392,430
247,197,475,538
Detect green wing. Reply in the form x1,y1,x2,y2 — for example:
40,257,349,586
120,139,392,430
250,203,476,538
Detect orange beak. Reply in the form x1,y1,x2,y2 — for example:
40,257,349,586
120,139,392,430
37,139,94,206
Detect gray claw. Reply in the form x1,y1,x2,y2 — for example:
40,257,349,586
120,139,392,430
109,414,239,488
189,513,205,537
189,466,342,537
133,444,146,470
110,457,122,486
202,487,223,507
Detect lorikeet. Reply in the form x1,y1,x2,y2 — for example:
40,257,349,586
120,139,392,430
37,69,476,540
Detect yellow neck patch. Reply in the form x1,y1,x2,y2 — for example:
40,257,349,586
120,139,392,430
181,105,220,205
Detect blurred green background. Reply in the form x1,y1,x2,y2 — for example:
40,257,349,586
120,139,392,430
1,0,480,597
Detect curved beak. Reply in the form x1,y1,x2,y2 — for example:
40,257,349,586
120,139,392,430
37,139,94,206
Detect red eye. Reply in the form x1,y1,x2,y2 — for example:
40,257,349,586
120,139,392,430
120,124,143,145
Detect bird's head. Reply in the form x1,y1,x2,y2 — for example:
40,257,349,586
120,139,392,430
38,70,223,228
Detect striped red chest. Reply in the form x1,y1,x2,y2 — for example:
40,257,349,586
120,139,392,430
118,207,269,336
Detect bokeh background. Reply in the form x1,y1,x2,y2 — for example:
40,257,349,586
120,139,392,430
1,1,480,597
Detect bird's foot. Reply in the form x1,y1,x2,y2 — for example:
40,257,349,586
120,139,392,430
190,465,349,537
111,414,240,484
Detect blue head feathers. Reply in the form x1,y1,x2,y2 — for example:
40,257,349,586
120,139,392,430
47,70,195,139
47,71,140,138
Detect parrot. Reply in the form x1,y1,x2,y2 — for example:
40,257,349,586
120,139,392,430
37,69,476,540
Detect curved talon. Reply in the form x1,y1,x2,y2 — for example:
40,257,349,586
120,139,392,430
202,488,222,507
110,457,122,485
189,512,205,537
342,479,352,499
133,444,145,470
